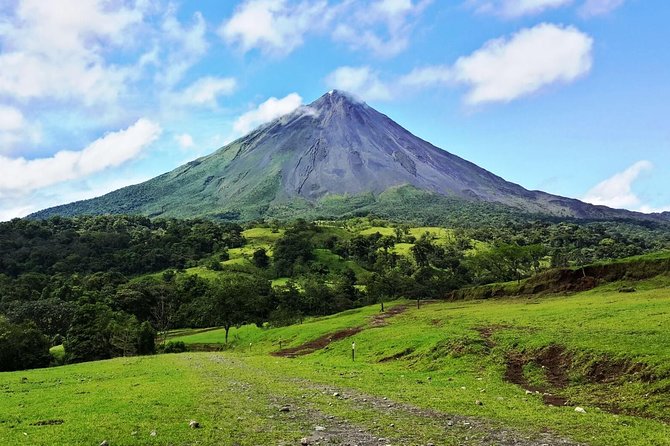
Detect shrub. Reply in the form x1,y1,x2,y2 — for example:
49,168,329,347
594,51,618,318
161,341,188,353
209,260,223,271
137,321,156,355
219,250,230,261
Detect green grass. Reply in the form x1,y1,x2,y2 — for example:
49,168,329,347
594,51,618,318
358,226,396,236
6,278,670,445
241,227,284,243
313,248,369,279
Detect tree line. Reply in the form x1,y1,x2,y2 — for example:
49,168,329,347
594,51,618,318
1,215,667,371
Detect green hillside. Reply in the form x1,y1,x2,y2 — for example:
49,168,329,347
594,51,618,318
2,275,670,446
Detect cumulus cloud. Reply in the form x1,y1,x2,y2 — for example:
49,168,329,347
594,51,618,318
233,93,304,135
0,0,145,106
467,0,573,18
454,23,592,104
0,119,161,194
0,105,25,132
468,0,625,18
175,133,195,149
379,23,594,104
582,160,653,209
219,0,330,56
333,0,432,57
325,66,392,101
399,23,592,105
219,0,430,58
399,65,452,88
579,0,625,17
0,104,41,151
175,76,238,107
157,10,209,89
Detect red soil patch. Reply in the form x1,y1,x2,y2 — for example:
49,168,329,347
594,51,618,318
272,304,410,358
271,327,364,358
369,304,409,327
478,326,570,406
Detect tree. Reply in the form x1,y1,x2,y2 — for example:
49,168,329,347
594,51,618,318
151,292,177,346
365,269,409,312
0,317,51,371
137,321,156,355
273,225,314,276
252,248,270,269
206,277,255,343
109,313,139,357
411,234,434,268
64,302,116,363
271,280,305,325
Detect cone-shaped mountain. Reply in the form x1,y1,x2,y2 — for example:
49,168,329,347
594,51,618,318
31,90,660,221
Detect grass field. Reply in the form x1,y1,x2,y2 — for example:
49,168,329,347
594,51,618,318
3,274,669,445
138,222,495,292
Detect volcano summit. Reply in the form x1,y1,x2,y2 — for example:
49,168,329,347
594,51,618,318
31,91,658,222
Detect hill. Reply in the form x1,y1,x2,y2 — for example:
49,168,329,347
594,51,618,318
29,91,666,223
2,275,670,446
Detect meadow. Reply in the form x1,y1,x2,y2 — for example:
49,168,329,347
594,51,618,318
2,274,669,446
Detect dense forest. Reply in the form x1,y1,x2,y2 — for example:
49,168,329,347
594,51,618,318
1,214,668,371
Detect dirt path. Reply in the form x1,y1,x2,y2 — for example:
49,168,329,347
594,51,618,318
202,354,585,446
302,382,585,446
272,304,409,358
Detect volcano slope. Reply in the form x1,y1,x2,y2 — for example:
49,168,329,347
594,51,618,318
30,90,663,223
2,275,670,446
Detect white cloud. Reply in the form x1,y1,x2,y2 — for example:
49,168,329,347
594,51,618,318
325,66,392,101
397,23,593,105
582,160,653,209
468,0,573,18
399,65,452,88
0,0,145,106
332,24,592,104
453,23,592,104
157,10,209,89
219,0,330,56
175,76,237,107
0,204,37,221
332,0,431,57
0,104,41,150
0,105,25,131
579,0,625,17
637,204,670,214
233,93,303,135
219,0,430,58
175,133,195,149
0,118,161,194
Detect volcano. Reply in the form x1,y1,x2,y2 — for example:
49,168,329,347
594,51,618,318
31,90,658,222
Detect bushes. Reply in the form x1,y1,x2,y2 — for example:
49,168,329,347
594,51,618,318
137,322,156,355
0,317,51,372
161,341,187,353
65,304,157,363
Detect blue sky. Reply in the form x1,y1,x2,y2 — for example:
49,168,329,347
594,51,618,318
0,0,668,220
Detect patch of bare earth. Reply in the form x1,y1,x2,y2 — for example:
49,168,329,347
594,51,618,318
271,327,365,358
272,305,410,358
478,326,571,407
478,326,668,419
